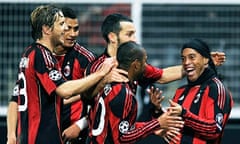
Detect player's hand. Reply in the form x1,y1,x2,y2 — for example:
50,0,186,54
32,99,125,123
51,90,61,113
154,128,166,137
62,123,81,142
211,51,226,66
98,57,118,75
162,129,181,144
147,86,164,110
167,100,182,116
157,111,184,130
103,67,129,83
154,128,181,144
6,136,16,144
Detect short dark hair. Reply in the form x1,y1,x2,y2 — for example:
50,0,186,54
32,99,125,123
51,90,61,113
117,41,144,70
61,6,77,19
101,13,133,43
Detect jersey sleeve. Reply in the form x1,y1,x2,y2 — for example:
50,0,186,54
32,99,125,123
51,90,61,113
85,55,105,76
119,120,160,144
181,79,233,140
34,47,65,96
109,83,160,144
9,81,19,103
138,64,163,88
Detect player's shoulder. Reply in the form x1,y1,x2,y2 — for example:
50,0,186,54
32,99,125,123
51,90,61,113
208,77,228,98
86,54,108,74
24,43,52,60
23,43,40,53
73,43,93,54
73,43,96,60
209,77,225,90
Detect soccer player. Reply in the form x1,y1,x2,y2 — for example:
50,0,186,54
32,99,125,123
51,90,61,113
83,13,227,143
53,7,96,144
58,7,128,143
87,41,184,143
85,13,226,100
6,5,116,144
153,39,233,144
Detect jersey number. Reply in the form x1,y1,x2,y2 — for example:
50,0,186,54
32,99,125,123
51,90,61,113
92,97,106,136
18,72,28,111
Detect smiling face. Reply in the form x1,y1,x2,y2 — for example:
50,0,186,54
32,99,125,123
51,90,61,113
50,11,66,47
63,17,79,48
181,48,209,82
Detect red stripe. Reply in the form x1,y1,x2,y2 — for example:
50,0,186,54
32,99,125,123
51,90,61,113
74,43,95,62
213,78,225,109
39,45,54,69
120,120,160,143
185,119,217,133
90,55,106,73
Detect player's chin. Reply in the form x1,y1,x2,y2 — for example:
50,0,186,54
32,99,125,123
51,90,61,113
65,40,75,47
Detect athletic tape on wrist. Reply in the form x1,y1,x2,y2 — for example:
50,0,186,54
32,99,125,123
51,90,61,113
75,117,88,130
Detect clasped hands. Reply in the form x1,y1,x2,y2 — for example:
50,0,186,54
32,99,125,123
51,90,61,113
147,86,184,144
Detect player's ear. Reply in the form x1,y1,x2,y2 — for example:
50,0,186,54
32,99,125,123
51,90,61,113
42,24,51,35
132,59,141,70
203,57,209,65
108,32,117,43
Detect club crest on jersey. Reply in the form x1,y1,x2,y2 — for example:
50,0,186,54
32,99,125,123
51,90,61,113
119,120,129,134
104,84,112,96
194,92,201,103
63,64,71,77
49,70,62,81
19,57,29,68
216,113,223,125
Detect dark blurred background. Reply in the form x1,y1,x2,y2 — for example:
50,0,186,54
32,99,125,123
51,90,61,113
1,2,239,143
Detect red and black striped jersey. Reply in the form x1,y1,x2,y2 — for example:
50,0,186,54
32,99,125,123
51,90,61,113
55,43,96,143
87,82,161,144
55,43,95,129
171,69,233,144
16,43,66,144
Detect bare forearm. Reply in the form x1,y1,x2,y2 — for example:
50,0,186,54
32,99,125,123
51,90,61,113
56,70,105,98
157,65,183,84
63,94,81,105
7,102,18,138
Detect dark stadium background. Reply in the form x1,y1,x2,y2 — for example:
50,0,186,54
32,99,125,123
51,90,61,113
1,2,239,143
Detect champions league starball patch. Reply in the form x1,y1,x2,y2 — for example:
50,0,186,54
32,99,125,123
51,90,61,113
119,121,129,134
49,70,62,81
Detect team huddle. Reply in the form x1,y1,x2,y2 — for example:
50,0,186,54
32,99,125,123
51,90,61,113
6,4,233,144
